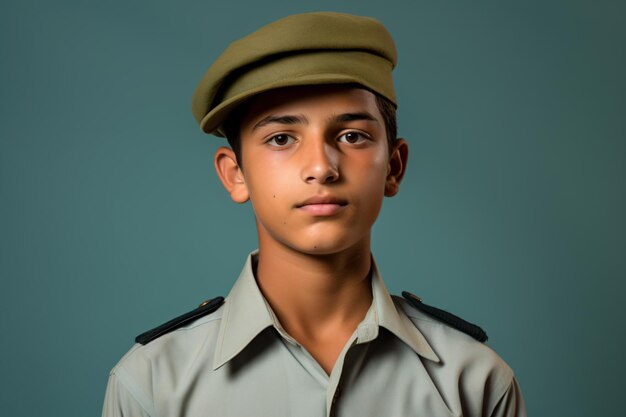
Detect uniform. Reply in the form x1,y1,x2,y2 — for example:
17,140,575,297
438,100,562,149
102,12,526,417
102,251,525,417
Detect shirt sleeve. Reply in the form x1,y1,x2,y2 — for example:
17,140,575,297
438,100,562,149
102,371,152,417
489,376,527,417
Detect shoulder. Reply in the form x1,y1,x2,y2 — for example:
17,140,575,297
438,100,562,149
109,298,226,395
395,294,525,416
393,294,514,392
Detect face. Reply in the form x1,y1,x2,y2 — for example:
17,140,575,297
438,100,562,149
216,85,407,256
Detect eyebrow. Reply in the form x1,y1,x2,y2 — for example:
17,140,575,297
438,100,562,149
252,114,308,132
251,111,379,132
330,111,379,124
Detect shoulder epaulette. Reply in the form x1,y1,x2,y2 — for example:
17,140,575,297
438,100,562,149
401,291,488,342
135,296,225,345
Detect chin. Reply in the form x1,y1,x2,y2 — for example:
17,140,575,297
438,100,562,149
300,245,343,256
294,235,363,256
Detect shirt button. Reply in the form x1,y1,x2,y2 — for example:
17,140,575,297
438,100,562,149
332,386,342,404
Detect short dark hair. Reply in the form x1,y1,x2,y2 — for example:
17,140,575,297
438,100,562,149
223,91,398,167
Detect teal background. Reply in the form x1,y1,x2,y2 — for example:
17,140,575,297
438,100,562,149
1,0,624,416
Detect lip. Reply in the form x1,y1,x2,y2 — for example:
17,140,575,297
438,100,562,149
295,195,348,216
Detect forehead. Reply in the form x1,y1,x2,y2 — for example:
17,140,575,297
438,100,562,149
239,85,380,129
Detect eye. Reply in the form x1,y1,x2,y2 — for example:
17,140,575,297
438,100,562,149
337,131,369,144
266,134,296,147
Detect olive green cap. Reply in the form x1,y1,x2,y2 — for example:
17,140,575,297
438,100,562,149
192,12,397,137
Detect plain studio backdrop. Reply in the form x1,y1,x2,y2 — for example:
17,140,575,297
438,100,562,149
1,1,624,416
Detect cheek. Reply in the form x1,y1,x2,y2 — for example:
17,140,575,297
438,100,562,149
355,152,389,211
356,150,389,186
244,166,291,214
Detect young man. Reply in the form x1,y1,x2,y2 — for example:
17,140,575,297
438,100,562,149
102,12,526,417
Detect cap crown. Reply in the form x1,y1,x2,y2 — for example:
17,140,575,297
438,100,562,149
192,12,397,136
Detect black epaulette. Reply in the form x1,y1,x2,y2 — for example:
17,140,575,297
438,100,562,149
402,291,488,342
135,296,225,345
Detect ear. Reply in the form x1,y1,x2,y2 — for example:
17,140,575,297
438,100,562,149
385,138,409,197
214,146,249,203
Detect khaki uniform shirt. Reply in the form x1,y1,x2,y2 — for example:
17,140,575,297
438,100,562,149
102,252,526,417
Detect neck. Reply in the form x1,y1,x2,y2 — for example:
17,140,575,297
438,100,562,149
255,234,373,340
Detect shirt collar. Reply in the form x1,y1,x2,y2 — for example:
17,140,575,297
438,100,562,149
212,250,272,370
212,251,439,370
366,258,440,362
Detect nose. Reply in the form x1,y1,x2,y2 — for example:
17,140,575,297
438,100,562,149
300,137,339,184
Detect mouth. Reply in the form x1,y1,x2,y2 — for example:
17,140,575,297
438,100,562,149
295,195,348,216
